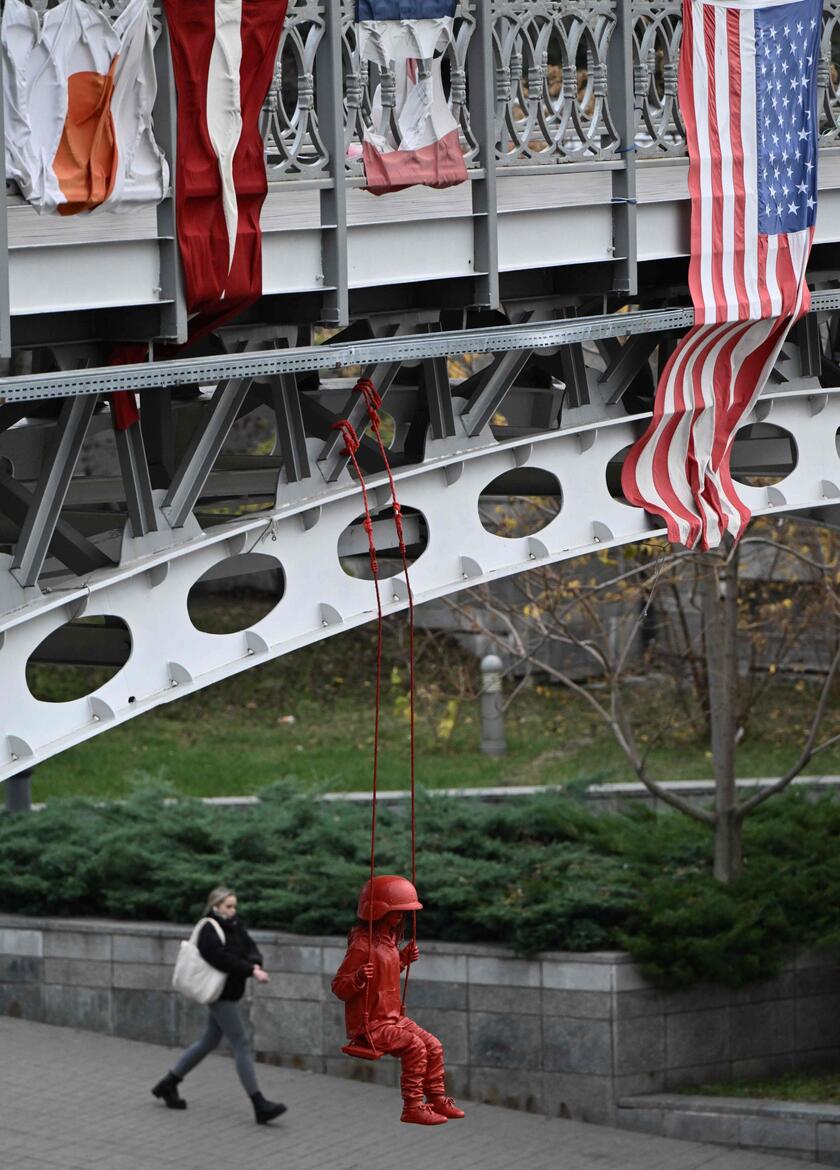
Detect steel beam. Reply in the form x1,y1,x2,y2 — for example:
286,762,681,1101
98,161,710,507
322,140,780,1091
317,340,405,481
316,0,348,324
10,395,99,586
271,372,311,483
601,332,661,404
607,0,637,295
153,21,188,343
0,51,11,359
460,345,534,436
161,377,253,528
796,313,823,379
0,468,112,576
114,421,158,537
467,0,499,308
4,293,840,403
420,323,456,439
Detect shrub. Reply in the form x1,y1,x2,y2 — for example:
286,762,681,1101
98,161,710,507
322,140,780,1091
0,782,837,989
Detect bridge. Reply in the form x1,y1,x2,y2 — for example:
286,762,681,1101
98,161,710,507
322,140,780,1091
1,0,840,779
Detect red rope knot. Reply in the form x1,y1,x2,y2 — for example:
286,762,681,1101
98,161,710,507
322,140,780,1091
331,419,360,456
392,500,406,551
354,377,382,422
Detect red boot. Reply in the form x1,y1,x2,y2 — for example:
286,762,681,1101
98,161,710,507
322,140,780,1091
401,1100,448,1125
428,1096,465,1119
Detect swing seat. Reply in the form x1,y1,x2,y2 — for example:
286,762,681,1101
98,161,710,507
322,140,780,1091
342,1036,383,1062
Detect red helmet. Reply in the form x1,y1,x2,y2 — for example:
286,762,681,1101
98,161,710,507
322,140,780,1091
356,875,423,921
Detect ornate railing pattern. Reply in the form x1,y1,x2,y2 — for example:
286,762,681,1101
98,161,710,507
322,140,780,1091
12,0,840,184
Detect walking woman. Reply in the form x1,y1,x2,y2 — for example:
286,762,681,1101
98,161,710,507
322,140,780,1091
152,886,287,1124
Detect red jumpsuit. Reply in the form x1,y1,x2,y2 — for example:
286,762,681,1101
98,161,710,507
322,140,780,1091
331,924,445,1105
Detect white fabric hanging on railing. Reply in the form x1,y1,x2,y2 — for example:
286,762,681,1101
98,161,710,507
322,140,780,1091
1,0,167,216
357,17,452,66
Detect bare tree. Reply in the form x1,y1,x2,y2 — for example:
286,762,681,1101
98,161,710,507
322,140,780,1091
448,518,840,882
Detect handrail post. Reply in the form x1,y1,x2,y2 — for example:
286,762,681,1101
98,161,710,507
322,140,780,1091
317,0,349,325
153,15,188,343
467,0,499,310
607,0,638,296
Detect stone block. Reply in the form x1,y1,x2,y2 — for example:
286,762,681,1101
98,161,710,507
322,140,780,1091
542,960,613,993
413,1008,469,1066
817,1120,840,1164
794,949,839,971
469,1066,544,1114
44,929,111,962
252,997,322,1059
663,1109,740,1145
663,1061,731,1090
175,997,211,1047
662,984,734,1014
614,1013,666,1076
730,1000,795,1060
112,988,176,1045
469,984,541,1015
325,1054,399,1089
321,946,346,976
401,979,466,1012
666,1007,729,1068
112,962,173,992
543,1071,615,1124
738,1113,816,1154
543,1015,611,1075
412,952,467,984
444,1063,469,1100
44,984,111,1034
254,972,324,1002
794,966,840,997
0,983,44,1021
541,989,612,1020
113,934,181,965
469,1011,541,1071
796,995,840,1052
731,1053,795,1082
0,955,41,984
614,1071,666,1098
0,928,43,958
468,956,539,988
254,942,323,975
43,958,110,988
731,971,797,1005
322,1000,347,1051
615,1106,665,1135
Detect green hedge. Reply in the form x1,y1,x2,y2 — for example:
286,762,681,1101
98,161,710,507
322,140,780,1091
1,783,838,989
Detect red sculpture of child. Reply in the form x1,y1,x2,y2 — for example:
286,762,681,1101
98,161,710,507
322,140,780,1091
332,874,466,1126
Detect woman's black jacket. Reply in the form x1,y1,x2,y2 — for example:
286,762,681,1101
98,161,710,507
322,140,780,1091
197,911,263,1002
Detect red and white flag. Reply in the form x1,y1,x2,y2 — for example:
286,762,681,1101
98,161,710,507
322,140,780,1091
162,0,287,325
622,0,820,549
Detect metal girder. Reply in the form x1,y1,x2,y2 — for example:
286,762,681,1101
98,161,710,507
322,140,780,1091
601,333,662,404
3,292,840,403
316,0,348,325
161,377,253,528
270,372,311,483
606,0,637,296
796,313,823,379
317,347,404,482
460,346,534,436
114,421,157,538
141,389,176,488
0,469,112,577
3,382,840,781
420,324,456,440
10,395,100,586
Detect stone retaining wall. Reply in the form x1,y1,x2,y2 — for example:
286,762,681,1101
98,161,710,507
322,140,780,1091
1,915,839,1124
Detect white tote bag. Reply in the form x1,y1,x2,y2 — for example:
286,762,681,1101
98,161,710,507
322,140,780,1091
172,917,227,1005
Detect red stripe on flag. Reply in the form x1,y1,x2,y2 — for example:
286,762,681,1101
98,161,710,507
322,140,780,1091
702,7,727,323
727,9,749,318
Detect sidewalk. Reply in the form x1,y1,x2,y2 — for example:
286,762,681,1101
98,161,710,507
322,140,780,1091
0,1018,815,1170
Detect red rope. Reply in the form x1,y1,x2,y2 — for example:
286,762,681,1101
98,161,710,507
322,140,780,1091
353,378,418,1012
331,418,382,1050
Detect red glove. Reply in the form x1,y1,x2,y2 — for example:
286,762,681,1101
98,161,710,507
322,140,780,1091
355,962,375,987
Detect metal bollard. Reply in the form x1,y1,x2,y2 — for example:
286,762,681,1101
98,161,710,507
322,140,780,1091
480,654,507,757
5,768,32,814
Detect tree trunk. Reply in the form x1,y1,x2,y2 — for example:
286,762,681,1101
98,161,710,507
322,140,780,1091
701,549,742,882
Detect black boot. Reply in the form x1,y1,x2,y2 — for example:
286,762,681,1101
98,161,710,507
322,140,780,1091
251,1091,287,1124
152,1072,187,1110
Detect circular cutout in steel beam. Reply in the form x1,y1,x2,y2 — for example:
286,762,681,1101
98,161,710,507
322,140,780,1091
606,445,635,506
731,423,797,487
479,468,562,538
27,616,132,702
339,504,428,580
188,553,284,634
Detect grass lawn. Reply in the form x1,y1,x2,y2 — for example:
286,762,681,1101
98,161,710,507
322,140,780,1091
26,598,840,802
680,1071,840,1106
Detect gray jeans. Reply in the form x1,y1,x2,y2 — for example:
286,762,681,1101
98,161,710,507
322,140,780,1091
172,999,259,1097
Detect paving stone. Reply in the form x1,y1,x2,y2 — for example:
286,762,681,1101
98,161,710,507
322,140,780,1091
0,1012,823,1170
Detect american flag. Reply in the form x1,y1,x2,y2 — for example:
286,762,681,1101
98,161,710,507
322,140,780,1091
622,0,821,550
